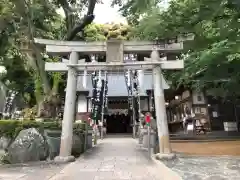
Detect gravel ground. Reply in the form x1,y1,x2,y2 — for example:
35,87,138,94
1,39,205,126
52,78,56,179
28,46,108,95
162,155,240,180
171,140,240,156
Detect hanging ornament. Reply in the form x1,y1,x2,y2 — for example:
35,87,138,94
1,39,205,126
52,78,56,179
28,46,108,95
137,70,144,92
127,69,131,87
97,70,102,89
83,69,87,88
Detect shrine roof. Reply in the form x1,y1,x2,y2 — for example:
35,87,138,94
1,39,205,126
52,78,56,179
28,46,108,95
76,73,169,97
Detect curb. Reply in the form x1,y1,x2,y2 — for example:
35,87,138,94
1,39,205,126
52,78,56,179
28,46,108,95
176,153,240,159
151,155,183,180
0,160,58,168
0,140,103,168
136,138,183,180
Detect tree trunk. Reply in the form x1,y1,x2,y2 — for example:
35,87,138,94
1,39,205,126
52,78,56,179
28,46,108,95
23,0,98,119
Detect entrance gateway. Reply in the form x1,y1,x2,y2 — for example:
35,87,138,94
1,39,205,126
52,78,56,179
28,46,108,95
34,38,186,162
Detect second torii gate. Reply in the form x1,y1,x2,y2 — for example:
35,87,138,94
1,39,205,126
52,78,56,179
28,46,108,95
34,38,184,162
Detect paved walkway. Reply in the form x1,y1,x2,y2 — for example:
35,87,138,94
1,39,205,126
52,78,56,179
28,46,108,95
0,162,65,180
0,136,168,180
49,136,163,180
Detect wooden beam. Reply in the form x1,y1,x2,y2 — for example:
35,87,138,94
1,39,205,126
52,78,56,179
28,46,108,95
45,62,68,71
61,58,85,63
34,38,183,54
45,60,184,72
34,38,106,46
144,58,184,69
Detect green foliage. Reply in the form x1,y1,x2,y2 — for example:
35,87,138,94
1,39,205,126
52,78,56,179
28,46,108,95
112,0,161,25
0,0,64,107
132,0,240,98
84,23,133,41
22,106,37,119
0,120,87,138
0,120,19,138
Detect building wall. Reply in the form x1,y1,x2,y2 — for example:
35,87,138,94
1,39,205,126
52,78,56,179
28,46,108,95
207,96,239,131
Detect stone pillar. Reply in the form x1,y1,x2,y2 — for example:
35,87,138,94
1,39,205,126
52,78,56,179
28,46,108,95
152,50,175,159
55,51,78,163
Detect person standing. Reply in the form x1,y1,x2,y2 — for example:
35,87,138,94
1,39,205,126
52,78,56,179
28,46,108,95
183,106,194,134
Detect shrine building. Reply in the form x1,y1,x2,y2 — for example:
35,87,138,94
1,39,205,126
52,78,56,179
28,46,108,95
75,72,169,133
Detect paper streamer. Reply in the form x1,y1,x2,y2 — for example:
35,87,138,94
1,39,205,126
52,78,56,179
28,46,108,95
82,70,87,88
97,70,102,88
138,70,144,91
127,69,131,87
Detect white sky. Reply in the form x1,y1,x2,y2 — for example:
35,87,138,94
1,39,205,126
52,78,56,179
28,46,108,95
94,0,169,23
94,1,125,24
57,0,169,24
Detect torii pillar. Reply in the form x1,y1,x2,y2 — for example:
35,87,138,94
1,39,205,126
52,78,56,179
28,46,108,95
54,51,78,163
151,50,177,160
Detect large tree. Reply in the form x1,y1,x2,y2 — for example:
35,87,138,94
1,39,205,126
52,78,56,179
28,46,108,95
0,0,97,116
0,0,134,117
124,0,240,98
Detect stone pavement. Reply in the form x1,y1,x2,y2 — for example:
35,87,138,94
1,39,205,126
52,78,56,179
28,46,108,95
162,155,240,180
49,136,164,180
1,136,176,180
0,162,65,180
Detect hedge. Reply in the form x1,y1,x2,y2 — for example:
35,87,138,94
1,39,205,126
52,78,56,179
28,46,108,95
0,120,91,138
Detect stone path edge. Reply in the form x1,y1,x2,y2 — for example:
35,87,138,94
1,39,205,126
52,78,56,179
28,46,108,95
0,159,57,168
0,145,99,168
151,154,183,180
175,153,240,159
48,140,103,180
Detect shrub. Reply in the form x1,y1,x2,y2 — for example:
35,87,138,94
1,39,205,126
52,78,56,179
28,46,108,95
22,106,37,119
0,120,87,139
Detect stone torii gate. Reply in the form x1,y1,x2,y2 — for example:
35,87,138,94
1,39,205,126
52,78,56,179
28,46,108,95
34,38,184,162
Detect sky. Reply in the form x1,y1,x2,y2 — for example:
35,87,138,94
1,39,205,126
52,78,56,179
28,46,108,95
94,0,170,23
58,0,170,24
94,1,125,24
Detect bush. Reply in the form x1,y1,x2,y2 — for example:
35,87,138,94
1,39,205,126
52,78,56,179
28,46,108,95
22,107,37,119
0,120,87,139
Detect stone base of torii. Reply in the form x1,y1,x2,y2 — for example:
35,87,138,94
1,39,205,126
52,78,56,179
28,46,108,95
34,39,185,162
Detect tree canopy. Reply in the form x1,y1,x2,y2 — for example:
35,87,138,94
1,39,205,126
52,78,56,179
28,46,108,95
1,0,240,116
130,0,240,98
0,0,133,117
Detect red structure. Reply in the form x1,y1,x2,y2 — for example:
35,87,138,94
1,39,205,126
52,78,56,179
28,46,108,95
145,114,151,126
